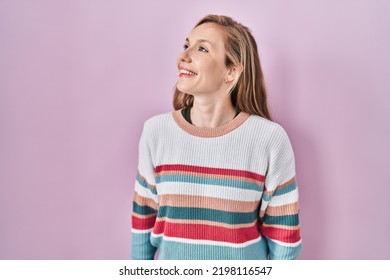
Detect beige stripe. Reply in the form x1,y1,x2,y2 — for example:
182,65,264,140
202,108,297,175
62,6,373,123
279,177,296,189
261,223,300,231
263,177,296,195
137,171,156,190
133,192,159,210
159,194,260,212
172,110,251,138
263,191,273,196
259,202,299,217
132,212,157,219
156,217,257,229
156,170,264,185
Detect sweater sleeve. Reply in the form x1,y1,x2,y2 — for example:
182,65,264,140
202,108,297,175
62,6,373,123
260,126,302,260
131,123,159,260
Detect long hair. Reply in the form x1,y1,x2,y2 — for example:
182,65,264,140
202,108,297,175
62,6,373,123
173,14,272,120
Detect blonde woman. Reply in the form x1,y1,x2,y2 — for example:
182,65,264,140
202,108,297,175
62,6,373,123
131,15,302,260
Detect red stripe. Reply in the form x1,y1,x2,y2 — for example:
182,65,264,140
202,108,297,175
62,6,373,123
155,164,265,182
132,215,156,230
261,226,301,243
153,220,259,244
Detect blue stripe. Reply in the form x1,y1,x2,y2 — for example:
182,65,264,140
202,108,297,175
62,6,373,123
157,206,258,225
156,175,262,191
151,236,269,260
263,214,299,226
133,202,157,215
274,182,296,196
266,237,302,260
131,232,157,260
136,175,157,195
262,194,271,201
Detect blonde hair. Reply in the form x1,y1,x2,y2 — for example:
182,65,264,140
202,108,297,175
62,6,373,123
173,14,271,120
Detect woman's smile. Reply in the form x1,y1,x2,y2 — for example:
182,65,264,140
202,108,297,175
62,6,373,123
178,68,198,77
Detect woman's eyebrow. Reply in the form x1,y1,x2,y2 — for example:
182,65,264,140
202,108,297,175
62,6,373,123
185,37,213,46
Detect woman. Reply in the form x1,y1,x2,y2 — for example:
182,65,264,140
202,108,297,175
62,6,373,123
131,15,302,260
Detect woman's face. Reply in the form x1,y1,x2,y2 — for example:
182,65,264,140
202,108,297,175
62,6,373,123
176,23,229,98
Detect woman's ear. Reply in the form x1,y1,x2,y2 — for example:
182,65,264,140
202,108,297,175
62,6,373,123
226,64,243,83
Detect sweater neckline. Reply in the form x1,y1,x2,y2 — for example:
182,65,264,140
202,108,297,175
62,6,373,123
172,109,250,138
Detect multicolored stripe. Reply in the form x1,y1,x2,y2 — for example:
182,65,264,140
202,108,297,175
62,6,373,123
149,164,265,246
260,177,301,244
132,164,301,258
132,172,158,233
132,164,301,259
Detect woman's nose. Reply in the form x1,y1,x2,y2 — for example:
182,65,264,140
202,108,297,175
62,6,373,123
178,49,191,63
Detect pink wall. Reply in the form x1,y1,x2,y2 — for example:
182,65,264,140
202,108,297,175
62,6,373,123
1,0,389,259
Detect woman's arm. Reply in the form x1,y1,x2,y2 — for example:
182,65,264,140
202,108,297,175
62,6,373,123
131,123,158,260
260,125,302,260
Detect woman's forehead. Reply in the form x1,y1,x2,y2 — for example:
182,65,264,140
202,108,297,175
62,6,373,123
188,23,225,47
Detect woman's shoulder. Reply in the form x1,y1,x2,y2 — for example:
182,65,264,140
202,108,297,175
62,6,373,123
248,114,288,136
142,111,175,130
247,115,294,156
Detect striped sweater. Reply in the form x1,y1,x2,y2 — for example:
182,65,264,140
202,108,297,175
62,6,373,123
131,110,302,260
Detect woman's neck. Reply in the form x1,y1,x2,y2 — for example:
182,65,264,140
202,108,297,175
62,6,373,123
190,97,236,128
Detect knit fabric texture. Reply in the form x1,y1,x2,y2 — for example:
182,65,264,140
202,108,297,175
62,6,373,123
131,110,302,260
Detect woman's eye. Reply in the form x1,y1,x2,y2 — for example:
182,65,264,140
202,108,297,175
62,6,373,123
198,46,208,52
183,44,189,50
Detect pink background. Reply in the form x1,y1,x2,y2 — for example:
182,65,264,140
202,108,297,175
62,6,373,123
1,0,389,259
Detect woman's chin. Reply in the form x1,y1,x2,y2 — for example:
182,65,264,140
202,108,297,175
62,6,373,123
176,85,192,94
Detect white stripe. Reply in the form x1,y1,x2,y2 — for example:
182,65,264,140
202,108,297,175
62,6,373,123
156,182,262,202
260,202,268,212
269,238,302,247
151,233,261,248
131,228,152,234
135,182,158,203
268,189,298,207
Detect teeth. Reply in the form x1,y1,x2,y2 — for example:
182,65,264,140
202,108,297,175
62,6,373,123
180,69,197,75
